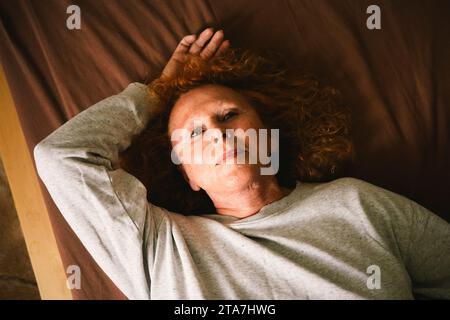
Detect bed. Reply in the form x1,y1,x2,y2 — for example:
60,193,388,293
0,0,449,299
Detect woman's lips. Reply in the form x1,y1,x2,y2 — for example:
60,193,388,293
216,148,245,165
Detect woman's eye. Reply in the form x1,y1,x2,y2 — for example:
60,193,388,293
191,127,203,138
222,111,237,121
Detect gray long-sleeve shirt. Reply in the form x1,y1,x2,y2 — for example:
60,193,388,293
34,82,450,300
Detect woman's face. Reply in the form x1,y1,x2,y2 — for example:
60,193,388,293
168,84,272,193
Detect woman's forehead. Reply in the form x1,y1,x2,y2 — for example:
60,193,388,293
178,84,241,106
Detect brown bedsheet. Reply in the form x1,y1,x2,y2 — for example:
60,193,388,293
1,0,449,299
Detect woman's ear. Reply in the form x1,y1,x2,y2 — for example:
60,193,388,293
178,165,201,191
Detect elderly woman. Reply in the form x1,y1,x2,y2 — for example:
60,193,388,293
34,28,450,300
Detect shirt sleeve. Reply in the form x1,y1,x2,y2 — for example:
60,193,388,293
353,178,450,299
403,201,450,299
33,82,164,299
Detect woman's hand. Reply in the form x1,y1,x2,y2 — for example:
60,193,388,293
161,28,230,80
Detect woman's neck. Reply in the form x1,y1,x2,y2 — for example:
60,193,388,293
207,177,292,219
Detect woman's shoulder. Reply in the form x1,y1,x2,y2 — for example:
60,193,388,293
311,177,398,198
298,177,416,214
297,177,416,236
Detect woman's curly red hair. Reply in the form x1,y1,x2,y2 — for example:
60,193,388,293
119,48,354,215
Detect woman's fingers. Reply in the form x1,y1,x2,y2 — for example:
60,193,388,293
189,28,214,54
162,28,230,79
173,34,197,55
215,39,231,57
179,28,230,59
200,29,224,59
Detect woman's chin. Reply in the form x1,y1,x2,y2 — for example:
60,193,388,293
213,163,261,187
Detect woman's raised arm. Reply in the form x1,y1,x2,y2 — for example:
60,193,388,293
33,28,230,299
34,83,160,299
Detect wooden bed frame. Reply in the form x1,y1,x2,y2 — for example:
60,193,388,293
0,64,72,299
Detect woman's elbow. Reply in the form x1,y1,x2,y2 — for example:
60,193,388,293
33,140,60,176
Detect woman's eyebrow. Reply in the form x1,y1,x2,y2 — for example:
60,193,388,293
217,106,239,117
219,105,238,112
178,101,241,130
